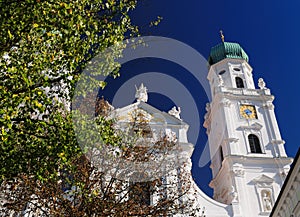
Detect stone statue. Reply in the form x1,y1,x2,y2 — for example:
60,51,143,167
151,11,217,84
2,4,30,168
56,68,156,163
204,103,211,120
205,103,211,112
135,83,148,102
258,78,266,89
168,106,181,120
262,192,272,211
218,75,224,86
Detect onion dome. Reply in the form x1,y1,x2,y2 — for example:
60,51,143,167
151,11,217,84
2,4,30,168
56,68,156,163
208,32,249,66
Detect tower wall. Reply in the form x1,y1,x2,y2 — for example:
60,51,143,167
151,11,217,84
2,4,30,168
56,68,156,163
203,54,292,217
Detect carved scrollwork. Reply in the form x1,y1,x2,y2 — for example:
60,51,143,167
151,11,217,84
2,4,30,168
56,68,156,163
231,164,245,177
279,168,290,180
220,98,232,107
262,102,274,110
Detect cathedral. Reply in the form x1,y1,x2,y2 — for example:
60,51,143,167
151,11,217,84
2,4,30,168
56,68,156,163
1,37,298,217
114,37,298,216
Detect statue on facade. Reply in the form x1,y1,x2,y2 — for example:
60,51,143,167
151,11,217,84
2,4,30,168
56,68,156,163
205,103,211,112
168,106,181,120
204,103,211,120
135,83,148,102
258,78,266,89
218,75,224,86
262,192,272,211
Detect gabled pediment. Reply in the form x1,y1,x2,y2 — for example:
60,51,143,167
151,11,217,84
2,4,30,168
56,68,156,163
115,101,188,127
252,174,274,184
251,122,263,130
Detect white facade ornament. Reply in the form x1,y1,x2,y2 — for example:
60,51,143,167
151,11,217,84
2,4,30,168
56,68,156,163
220,98,231,107
279,168,289,179
271,139,285,145
203,41,293,216
262,191,272,211
168,106,181,120
239,122,263,131
258,78,266,89
229,186,238,202
225,137,239,143
205,103,211,112
263,102,275,110
232,164,245,177
204,103,211,120
135,83,148,102
218,75,224,86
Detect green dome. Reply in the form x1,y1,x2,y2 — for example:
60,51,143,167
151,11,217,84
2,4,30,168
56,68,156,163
208,42,249,66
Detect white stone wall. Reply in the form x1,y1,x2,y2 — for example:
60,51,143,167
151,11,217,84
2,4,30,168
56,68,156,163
203,58,293,217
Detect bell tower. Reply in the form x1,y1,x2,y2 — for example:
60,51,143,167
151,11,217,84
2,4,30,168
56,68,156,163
203,34,293,217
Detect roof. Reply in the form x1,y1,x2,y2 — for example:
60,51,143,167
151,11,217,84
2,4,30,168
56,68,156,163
114,101,189,127
208,42,249,66
270,148,300,216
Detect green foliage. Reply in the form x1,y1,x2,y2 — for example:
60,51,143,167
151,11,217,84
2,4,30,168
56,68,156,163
0,105,199,216
0,0,139,182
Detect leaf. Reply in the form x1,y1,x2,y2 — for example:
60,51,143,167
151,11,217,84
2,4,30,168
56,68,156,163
99,81,107,89
8,30,13,39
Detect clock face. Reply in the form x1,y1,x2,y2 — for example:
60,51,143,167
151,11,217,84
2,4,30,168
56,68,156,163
240,104,257,119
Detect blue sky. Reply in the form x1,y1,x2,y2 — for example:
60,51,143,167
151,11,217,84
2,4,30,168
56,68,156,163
100,0,300,197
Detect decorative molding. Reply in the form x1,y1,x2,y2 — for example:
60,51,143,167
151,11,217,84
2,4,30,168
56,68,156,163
239,122,263,131
271,139,285,145
262,102,274,110
220,98,232,107
231,164,245,177
253,175,274,187
224,137,239,144
253,175,275,214
279,168,290,180
229,185,239,202
241,100,250,104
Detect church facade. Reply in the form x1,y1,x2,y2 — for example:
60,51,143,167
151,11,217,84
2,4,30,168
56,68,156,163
1,39,297,217
116,38,295,216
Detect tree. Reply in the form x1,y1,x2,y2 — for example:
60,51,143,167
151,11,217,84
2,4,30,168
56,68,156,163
0,0,199,215
0,1,197,215
0,0,140,181
0,99,198,216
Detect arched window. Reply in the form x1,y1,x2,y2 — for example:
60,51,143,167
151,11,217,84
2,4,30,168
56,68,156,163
248,134,262,153
235,77,244,88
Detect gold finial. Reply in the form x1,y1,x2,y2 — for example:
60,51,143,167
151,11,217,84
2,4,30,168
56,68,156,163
220,30,225,42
